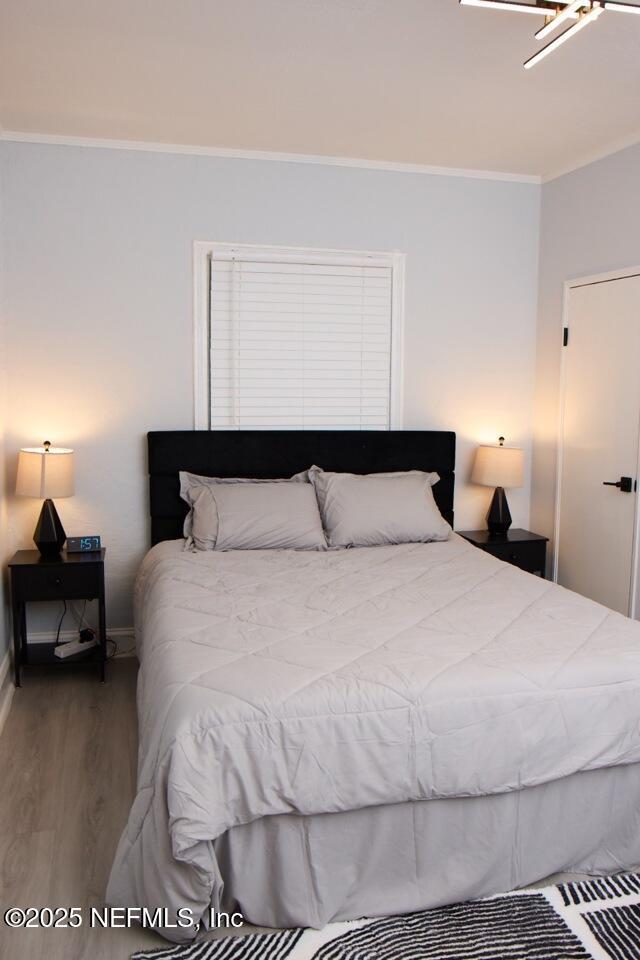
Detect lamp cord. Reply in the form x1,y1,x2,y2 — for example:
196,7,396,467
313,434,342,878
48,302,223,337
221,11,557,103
78,599,87,631
55,600,67,646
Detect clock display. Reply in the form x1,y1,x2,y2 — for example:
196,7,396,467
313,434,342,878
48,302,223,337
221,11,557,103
66,536,102,553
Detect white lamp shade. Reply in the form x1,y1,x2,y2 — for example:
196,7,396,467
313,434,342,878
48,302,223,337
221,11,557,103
16,446,75,499
471,443,524,489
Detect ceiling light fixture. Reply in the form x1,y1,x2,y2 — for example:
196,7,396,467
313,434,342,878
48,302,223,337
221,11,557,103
604,1,640,11
459,0,561,14
460,0,627,67
524,3,604,67
535,0,586,37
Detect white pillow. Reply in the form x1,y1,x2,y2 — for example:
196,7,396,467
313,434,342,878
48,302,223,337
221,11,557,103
179,470,325,551
308,466,450,548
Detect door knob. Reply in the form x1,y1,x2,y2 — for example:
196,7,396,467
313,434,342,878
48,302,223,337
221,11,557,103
602,476,634,493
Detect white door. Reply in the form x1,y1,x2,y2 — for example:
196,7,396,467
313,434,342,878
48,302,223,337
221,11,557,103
558,274,640,615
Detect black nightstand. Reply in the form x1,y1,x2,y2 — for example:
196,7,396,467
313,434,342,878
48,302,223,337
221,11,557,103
458,529,548,578
9,549,107,687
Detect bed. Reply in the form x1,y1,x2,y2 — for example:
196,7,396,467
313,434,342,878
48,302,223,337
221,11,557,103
107,430,640,942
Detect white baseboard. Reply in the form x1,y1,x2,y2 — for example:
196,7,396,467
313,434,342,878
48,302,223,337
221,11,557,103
0,649,15,739
0,626,136,738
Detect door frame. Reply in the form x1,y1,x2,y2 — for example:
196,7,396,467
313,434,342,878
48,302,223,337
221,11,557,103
553,265,640,617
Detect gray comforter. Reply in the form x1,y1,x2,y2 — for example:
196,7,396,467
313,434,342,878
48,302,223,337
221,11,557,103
107,534,640,939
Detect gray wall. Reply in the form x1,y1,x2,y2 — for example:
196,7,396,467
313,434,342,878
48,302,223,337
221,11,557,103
0,141,540,635
531,142,640,559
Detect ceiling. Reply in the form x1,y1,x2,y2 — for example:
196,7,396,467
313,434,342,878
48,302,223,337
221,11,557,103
1,0,639,180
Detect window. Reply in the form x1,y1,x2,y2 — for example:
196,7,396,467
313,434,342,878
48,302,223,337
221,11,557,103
194,243,404,430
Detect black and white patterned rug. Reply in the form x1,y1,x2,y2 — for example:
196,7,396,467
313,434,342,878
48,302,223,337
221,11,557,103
132,873,640,960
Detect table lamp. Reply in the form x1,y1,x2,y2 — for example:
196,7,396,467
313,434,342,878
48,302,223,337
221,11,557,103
471,436,524,536
16,441,75,558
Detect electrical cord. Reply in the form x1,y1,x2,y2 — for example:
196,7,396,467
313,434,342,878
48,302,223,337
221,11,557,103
55,600,67,646
69,599,89,633
55,598,118,661
52,600,119,670
78,599,87,632
106,637,119,660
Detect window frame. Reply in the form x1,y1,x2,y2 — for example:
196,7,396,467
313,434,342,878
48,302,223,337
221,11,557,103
193,241,405,430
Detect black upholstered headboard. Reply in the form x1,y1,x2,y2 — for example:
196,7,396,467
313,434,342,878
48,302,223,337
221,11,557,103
148,430,456,546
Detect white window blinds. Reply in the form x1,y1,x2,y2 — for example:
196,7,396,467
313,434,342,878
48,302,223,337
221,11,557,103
209,252,394,430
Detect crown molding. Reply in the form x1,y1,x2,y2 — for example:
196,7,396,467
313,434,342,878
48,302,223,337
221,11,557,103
542,129,640,183
0,129,541,185
3,127,640,187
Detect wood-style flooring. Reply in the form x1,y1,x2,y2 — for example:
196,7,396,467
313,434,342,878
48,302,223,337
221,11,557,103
0,657,585,960
0,658,246,960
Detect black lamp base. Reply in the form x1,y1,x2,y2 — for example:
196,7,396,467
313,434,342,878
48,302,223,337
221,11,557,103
487,486,512,537
34,499,67,558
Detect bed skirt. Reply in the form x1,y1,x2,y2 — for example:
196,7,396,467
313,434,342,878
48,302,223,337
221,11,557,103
214,761,640,929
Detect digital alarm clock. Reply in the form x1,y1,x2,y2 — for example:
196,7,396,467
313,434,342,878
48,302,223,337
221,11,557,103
66,536,102,553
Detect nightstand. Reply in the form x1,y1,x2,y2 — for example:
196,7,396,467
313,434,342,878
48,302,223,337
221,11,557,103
458,529,548,577
9,549,107,687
